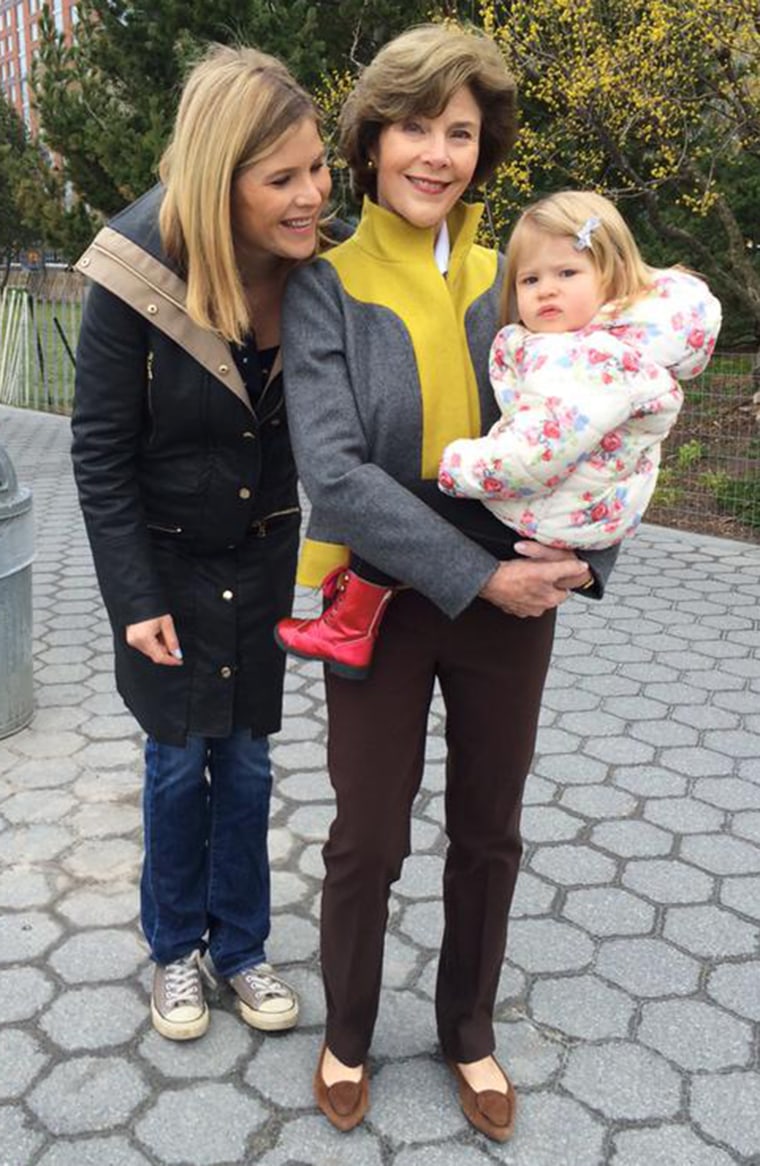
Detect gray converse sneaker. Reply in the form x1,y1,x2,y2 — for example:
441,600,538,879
228,962,299,1031
151,950,210,1041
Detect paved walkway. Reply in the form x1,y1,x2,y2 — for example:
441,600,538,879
1,402,759,1166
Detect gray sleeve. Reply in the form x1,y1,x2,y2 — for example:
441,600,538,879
576,542,619,600
282,262,498,619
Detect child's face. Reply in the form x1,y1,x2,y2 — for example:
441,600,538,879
515,225,606,333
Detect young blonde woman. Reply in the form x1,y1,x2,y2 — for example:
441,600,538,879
281,25,618,1141
71,45,332,1041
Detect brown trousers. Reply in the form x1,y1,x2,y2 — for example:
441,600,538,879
321,589,556,1066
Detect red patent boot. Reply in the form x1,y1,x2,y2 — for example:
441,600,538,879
274,569,395,680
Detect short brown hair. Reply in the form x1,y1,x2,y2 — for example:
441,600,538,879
339,24,517,202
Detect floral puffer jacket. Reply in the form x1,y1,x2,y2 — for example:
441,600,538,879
438,268,722,549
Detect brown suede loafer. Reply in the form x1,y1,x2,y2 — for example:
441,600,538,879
447,1058,516,1142
313,1044,369,1132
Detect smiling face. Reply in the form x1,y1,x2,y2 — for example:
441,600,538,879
372,85,482,232
231,116,331,266
515,224,607,333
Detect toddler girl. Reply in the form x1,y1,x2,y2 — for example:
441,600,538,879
276,190,721,675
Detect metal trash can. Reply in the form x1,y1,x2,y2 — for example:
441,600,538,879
0,443,34,737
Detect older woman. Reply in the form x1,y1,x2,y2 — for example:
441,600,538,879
281,25,616,1140
71,46,332,1040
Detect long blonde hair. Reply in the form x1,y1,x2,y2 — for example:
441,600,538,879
501,190,655,326
159,44,317,344
339,23,517,203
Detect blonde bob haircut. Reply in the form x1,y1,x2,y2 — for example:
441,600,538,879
159,44,317,344
339,23,517,203
501,190,655,326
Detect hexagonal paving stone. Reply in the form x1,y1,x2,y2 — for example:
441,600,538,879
643,796,725,833
638,999,752,1071
612,765,687,798
0,1029,49,1098
530,974,634,1041
62,838,142,881
3,824,74,863
530,843,617,886
560,784,637,819
28,1055,149,1134
612,1124,736,1166
398,900,443,949
135,1082,266,1164
395,853,445,900
371,1059,465,1143
56,884,139,928
521,806,584,843
0,868,59,910
692,1069,760,1160
245,1029,321,1107
696,776,760,811
68,803,141,838
508,1092,605,1166
522,774,558,804
0,911,62,962
10,729,84,758
533,754,610,786
596,938,700,997
590,819,673,859
507,919,593,975
394,1147,493,1166
40,985,146,1050
1,788,78,824
265,914,319,965
35,1137,153,1166
0,966,55,1023
663,904,759,958
680,833,760,875
587,737,656,765
563,1041,681,1120
707,961,760,1022
622,858,714,904
732,809,760,845
138,1007,250,1077
562,887,655,937
0,1106,44,1165
510,871,557,918
659,746,734,777
49,929,146,983
258,1114,382,1166
491,1016,562,1088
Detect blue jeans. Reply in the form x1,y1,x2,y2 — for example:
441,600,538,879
141,731,272,978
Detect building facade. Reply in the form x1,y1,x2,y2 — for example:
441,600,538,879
0,0,77,129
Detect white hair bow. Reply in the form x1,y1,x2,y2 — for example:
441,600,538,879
574,216,601,251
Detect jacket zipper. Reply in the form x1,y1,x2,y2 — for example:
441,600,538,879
250,505,300,537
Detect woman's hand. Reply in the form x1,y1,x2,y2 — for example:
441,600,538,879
125,615,183,665
479,551,589,618
513,540,594,590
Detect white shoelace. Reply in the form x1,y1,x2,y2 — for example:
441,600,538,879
164,954,202,1006
240,966,292,1002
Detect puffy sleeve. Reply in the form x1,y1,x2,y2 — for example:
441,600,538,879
607,269,722,380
